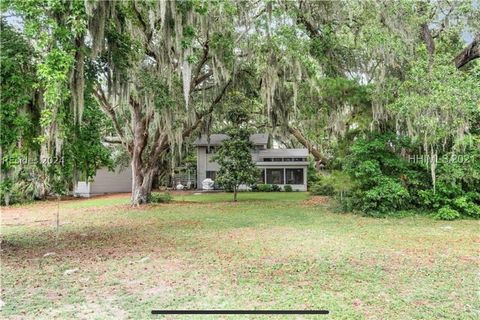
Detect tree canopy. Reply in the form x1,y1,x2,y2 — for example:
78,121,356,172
1,0,478,215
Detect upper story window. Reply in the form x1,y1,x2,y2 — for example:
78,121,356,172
206,146,217,154
260,157,307,162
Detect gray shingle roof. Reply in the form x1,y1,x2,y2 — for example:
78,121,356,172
194,133,269,146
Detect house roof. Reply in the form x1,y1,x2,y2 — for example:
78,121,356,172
194,133,269,146
258,148,308,158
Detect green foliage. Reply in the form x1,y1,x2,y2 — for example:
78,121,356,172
148,192,173,204
271,184,281,192
0,22,36,149
343,133,422,215
252,184,282,192
358,177,411,215
213,128,258,198
310,183,335,196
389,50,480,152
416,139,480,218
1,21,37,205
342,132,480,219
434,207,461,221
453,197,480,218
0,19,111,204
283,185,293,192
213,96,260,200
307,160,321,188
311,171,354,193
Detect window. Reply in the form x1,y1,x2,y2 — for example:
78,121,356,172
206,146,216,154
206,171,217,180
266,168,284,184
257,169,265,184
286,168,304,184
262,157,306,162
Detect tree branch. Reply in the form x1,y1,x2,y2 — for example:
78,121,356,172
93,86,132,152
103,136,123,144
454,33,480,69
287,126,326,163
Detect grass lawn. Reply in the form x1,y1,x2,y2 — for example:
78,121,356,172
1,192,478,319
172,191,310,202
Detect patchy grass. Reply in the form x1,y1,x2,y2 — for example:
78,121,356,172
173,191,310,202
1,193,478,319
62,195,130,209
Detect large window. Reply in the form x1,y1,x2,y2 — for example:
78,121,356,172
286,168,304,184
261,157,307,162
206,146,217,154
266,168,284,184
257,169,265,184
206,171,217,180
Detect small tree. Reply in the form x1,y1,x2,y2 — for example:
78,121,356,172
213,94,259,201
214,128,259,201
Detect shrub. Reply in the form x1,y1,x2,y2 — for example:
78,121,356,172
360,177,411,214
254,184,282,192
307,160,322,188
283,185,293,192
256,184,273,192
272,184,281,192
342,133,422,215
453,196,480,218
310,183,335,196
434,206,461,220
148,192,172,203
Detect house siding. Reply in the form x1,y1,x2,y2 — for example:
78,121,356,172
197,146,207,188
196,145,309,191
74,167,132,197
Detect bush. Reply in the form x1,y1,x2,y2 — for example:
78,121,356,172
272,184,281,192
310,183,335,196
256,184,273,192
283,185,293,192
360,177,411,214
148,192,172,203
342,133,422,215
417,146,480,218
253,184,282,192
453,196,480,218
434,206,461,220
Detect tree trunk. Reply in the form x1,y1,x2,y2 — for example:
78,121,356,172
131,161,147,206
129,96,151,206
287,126,327,163
233,186,238,202
454,33,480,69
131,163,156,206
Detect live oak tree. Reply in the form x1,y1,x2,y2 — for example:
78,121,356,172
2,0,111,200
4,0,262,205
87,1,256,205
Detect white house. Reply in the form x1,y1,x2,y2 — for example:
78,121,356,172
194,133,309,191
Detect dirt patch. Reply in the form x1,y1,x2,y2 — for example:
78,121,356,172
303,196,330,205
